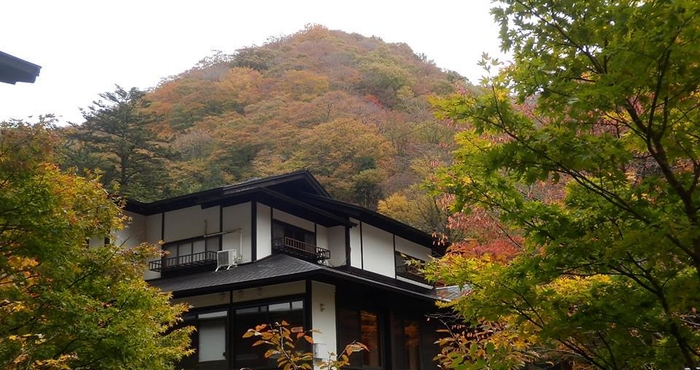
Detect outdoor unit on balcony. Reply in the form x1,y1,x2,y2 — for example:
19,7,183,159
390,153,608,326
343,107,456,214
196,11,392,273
215,249,238,271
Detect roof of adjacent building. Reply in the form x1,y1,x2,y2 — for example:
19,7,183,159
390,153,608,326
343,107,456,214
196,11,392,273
149,253,447,302
0,51,41,84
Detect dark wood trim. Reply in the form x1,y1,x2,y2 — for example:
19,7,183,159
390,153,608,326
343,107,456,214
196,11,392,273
305,280,313,333
227,305,233,370
230,293,307,310
160,212,165,241
251,201,257,261
393,234,397,279
382,307,391,370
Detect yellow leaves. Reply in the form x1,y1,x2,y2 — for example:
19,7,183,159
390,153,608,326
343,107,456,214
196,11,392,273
542,274,612,298
278,70,330,102
0,122,193,370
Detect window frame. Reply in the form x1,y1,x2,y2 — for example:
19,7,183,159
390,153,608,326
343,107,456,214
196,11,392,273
394,252,428,284
232,295,308,370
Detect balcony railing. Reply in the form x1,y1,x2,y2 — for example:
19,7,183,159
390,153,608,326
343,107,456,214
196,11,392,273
272,237,330,262
396,264,429,284
149,250,218,272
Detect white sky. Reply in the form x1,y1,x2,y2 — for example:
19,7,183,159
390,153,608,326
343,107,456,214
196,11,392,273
0,0,505,125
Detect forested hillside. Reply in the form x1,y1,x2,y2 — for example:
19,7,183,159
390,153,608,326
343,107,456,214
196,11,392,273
67,25,468,218
63,24,472,234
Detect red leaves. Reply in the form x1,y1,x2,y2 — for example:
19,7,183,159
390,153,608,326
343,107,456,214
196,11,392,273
445,208,522,263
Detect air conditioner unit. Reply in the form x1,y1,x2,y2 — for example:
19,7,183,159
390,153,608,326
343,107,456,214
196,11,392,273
216,249,237,271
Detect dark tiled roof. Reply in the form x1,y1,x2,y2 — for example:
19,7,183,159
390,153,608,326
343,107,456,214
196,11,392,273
149,254,323,295
125,170,330,215
148,254,444,302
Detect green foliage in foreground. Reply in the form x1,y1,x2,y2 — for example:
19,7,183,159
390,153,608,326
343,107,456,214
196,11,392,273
427,0,700,369
0,120,192,369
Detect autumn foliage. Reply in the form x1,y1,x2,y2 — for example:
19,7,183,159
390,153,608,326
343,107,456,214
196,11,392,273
426,0,700,369
0,119,192,369
62,24,467,219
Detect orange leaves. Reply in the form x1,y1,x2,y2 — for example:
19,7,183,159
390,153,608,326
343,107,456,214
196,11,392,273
242,321,366,370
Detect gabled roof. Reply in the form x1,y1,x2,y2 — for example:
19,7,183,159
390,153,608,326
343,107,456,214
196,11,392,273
149,253,444,302
125,170,330,215
125,170,439,249
0,51,41,84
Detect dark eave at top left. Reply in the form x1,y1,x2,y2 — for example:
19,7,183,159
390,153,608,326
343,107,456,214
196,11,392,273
0,51,41,84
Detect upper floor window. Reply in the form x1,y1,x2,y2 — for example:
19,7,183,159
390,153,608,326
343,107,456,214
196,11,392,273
273,220,315,245
272,220,330,262
395,252,428,284
149,235,220,273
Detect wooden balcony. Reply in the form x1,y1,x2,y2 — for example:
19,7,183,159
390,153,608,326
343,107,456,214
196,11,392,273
272,237,330,262
149,250,218,272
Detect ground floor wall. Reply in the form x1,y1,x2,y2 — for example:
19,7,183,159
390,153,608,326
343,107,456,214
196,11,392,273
172,280,440,370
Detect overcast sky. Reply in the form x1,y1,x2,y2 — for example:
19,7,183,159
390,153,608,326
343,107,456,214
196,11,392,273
0,0,505,125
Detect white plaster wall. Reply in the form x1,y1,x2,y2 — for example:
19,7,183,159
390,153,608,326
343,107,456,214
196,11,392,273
394,236,432,261
327,226,346,267
349,218,362,269
222,202,252,263
163,205,220,243
361,223,395,278
146,213,162,243
231,281,305,303
316,225,328,250
172,292,230,308
144,213,163,280
273,209,314,231
311,281,337,368
117,211,146,248
256,203,272,260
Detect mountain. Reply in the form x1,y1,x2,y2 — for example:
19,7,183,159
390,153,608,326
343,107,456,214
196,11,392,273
65,24,472,224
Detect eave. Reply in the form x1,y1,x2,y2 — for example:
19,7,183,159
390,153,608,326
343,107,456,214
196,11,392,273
0,51,41,84
149,254,442,302
124,170,333,216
